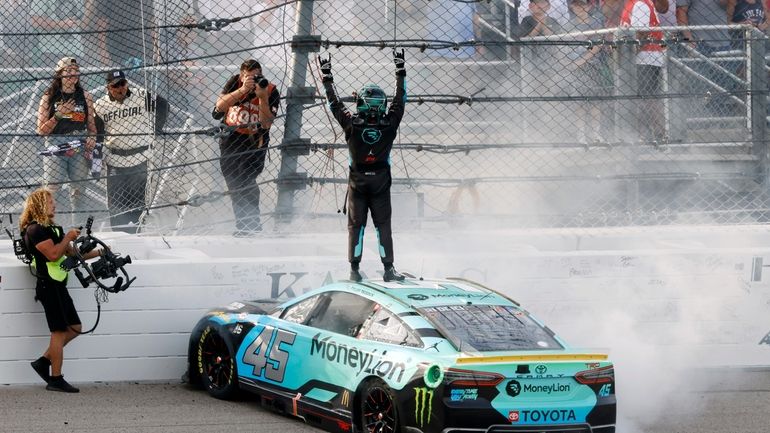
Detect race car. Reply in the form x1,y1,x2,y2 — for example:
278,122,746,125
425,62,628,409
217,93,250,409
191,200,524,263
186,277,616,433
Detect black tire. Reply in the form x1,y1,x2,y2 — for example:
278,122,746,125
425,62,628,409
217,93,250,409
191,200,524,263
196,323,239,399
359,378,401,433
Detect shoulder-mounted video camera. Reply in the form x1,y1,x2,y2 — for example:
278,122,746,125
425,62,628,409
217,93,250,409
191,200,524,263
59,216,135,293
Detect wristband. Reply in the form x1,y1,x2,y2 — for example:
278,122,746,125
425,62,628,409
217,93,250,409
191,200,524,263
54,112,64,120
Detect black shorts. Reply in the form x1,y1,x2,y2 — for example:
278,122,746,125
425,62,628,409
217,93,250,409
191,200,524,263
36,281,81,332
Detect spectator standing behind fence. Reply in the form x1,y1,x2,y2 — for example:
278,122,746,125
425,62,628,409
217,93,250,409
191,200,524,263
676,0,730,53
213,60,279,236
620,0,669,142
727,0,767,49
36,57,96,227
318,51,407,283
518,0,564,94
565,0,609,143
94,70,168,233
519,0,572,26
518,0,564,38
603,0,626,27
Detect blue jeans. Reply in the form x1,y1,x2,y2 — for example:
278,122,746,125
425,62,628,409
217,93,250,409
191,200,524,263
106,162,147,233
42,135,90,226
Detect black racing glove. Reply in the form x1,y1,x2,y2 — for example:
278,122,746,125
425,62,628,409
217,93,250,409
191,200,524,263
319,54,333,83
393,48,406,76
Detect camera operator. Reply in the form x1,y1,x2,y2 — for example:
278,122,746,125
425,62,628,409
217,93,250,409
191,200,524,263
21,188,102,393
94,70,168,233
212,59,280,236
318,50,407,282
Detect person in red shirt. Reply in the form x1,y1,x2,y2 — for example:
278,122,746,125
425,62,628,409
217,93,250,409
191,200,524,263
620,0,669,142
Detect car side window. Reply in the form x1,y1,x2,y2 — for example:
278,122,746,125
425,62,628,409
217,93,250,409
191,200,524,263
305,291,375,337
360,305,423,348
281,295,321,324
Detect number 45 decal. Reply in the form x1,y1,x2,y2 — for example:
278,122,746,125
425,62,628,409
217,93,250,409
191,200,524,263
242,325,297,383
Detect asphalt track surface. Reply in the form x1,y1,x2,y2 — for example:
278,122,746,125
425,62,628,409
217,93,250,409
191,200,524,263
1,368,768,433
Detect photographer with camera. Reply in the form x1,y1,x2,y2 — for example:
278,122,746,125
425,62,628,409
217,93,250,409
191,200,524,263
213,59,280,236
20,188,103,393
94,70,168,234
318,50,407,282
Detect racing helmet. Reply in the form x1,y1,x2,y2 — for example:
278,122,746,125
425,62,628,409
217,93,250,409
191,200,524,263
356,84,387,116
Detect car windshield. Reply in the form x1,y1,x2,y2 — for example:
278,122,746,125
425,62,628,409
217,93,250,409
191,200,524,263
418,304,563,352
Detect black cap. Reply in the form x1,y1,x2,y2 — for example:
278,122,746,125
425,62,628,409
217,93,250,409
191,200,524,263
106,70,126,84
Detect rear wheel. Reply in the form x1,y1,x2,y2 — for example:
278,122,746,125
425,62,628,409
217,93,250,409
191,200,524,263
359,378,400,433
197,323,239,399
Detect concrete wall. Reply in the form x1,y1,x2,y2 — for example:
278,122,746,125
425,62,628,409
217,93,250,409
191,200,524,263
2,226,770,385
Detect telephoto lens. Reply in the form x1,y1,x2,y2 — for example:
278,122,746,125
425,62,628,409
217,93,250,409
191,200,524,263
256,75,269,88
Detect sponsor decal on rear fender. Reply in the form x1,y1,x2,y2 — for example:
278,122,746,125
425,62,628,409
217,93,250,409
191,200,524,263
414,387,434,428
450,388,479,401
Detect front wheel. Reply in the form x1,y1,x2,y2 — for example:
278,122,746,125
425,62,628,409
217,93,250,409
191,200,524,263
197,323,239,399
359,378,400,433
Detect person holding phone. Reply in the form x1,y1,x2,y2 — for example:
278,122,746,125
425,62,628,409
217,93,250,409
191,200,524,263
36,57,97,226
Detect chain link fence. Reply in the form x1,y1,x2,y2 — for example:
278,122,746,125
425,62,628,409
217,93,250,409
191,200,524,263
1,0,769,235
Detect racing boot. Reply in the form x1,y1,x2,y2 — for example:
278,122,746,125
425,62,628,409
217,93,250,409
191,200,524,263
30,356,51,383
349,263,363,282
46,375,79,393
383,265,405,282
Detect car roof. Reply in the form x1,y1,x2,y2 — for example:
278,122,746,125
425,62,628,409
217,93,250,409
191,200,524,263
349,277,519,309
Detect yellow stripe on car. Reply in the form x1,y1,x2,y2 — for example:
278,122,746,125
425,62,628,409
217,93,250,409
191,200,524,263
456,353,608,364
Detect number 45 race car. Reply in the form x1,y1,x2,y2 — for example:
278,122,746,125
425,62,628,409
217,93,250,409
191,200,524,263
186,277,616,433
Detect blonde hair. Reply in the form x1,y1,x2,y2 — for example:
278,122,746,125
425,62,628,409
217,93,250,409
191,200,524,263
19,188,54,230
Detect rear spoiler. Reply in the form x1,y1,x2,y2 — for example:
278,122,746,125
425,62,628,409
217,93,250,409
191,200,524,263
456,353,609,365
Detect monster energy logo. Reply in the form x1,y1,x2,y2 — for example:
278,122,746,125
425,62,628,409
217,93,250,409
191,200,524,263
414,387,433,428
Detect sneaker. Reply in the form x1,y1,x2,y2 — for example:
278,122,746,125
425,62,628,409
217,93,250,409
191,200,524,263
46,375,79,393
349,268,363,282
383,266,405,282
30,357,51,383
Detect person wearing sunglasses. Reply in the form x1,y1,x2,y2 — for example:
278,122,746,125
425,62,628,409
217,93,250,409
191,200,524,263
36,57,97,226
93,70,168,233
